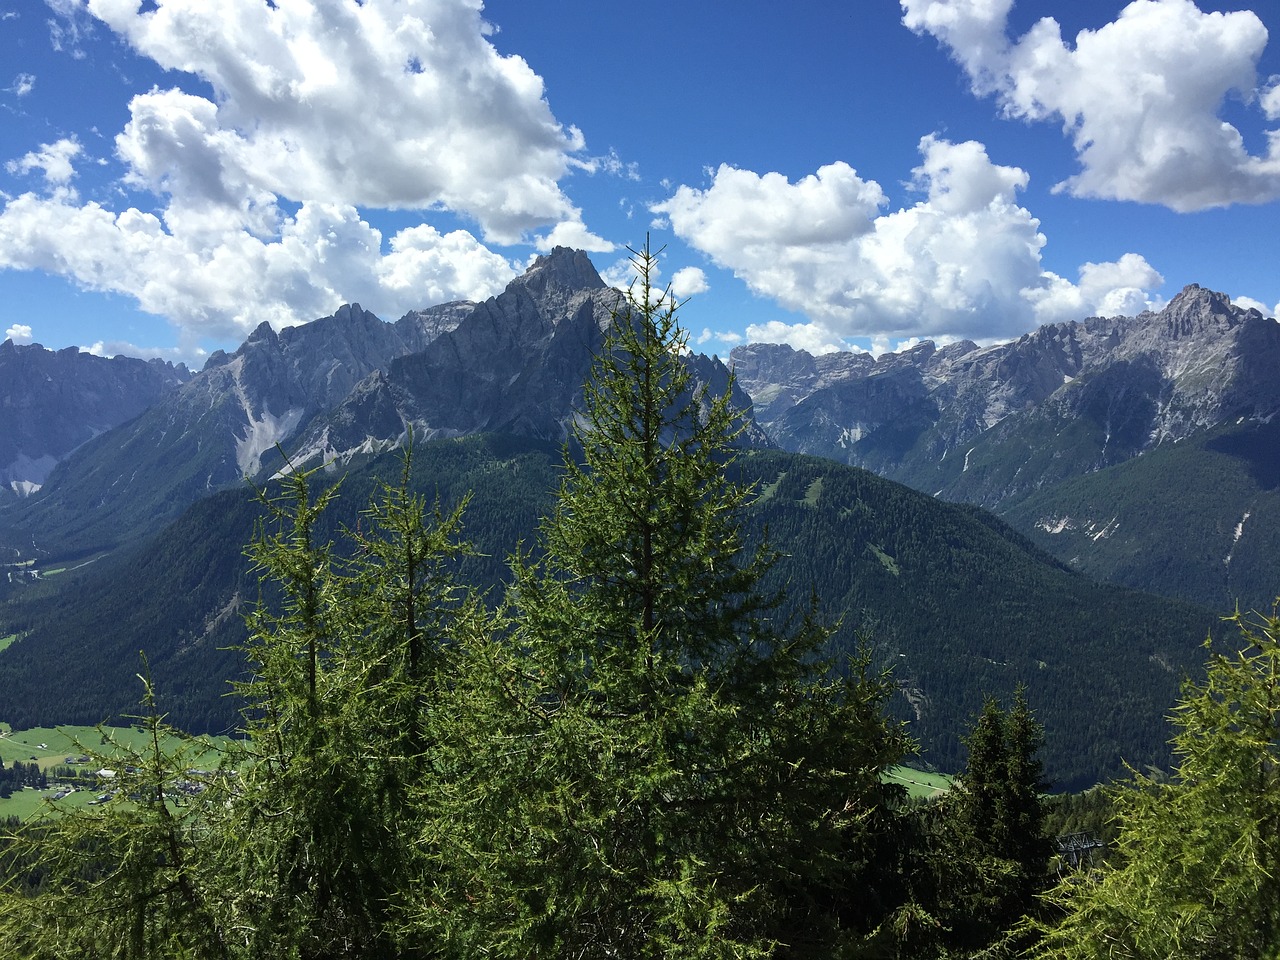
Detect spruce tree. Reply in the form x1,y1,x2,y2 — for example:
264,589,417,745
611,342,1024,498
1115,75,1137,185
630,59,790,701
420,241,909,958
905,689,1049,956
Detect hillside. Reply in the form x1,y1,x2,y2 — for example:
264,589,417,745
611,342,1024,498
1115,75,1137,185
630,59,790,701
732,285,1280,611
0,435,1215,789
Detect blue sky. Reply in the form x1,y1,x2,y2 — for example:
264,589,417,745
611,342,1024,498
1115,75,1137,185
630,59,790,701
1,0,1278,367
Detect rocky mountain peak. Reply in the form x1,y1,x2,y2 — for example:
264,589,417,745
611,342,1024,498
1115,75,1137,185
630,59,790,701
513,247,608,316
1157,283,1249,339
332,302,372,324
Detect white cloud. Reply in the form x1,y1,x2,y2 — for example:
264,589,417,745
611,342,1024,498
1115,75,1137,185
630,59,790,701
0,0,601,354
1264,78,1280,121
599,253,700,304
45,0,94,57
1024,253,1166,322
902,0,1280,210
1233,295,1279,318
695,327,742,348
6,138,82,187
5,324,33,343
0,191,515,348
744,320,848,355
577,147,640,181
533,219,616,254
670,266,708,299
655,136,1163,343
10,73,35,97
84,339,196,364
87,0,586,242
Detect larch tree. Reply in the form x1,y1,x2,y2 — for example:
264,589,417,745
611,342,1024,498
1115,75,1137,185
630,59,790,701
1031,609,1280,960
419,241,910,959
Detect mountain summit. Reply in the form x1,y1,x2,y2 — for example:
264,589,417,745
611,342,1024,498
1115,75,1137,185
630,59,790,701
0,248,757,558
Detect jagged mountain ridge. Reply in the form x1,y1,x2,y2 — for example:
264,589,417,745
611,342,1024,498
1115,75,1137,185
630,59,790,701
0,340,191,495
0,300,472,555
735,285,1280,498
731,284,1280,608
290,248,764,471
0,248,759,560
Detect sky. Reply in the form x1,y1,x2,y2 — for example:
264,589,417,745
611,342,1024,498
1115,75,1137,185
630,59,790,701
1,0,1278,368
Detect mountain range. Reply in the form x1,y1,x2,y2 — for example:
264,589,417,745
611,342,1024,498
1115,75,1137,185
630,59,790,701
732,284,1280,611
0,340,190,496
0,247,1274,787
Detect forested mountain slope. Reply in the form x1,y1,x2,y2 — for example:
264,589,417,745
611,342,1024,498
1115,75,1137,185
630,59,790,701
0,435,1214,789
732,285,1280,610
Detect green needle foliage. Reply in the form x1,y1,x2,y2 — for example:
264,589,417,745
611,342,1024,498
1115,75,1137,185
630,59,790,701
906,688,1050,956
0,663,228,959
1031,608,1280,959
213,453,484,959
1,245,926,959
416,241,911,958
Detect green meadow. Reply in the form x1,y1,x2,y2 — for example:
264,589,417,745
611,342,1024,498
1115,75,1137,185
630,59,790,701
0,722,233,821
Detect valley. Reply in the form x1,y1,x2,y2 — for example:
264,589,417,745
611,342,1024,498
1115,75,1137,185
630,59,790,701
0,247,1272,791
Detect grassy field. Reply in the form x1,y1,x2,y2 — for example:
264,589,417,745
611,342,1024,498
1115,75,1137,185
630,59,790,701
886,765,953,799
1,722,233,822
0,785,98,820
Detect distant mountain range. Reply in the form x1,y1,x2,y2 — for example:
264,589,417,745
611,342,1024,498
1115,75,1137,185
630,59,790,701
0,340,190,495
732,284,1280,612
0,248,756,557
0,248,1273,787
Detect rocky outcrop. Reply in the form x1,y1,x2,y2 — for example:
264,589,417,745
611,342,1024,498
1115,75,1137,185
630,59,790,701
0,340,190,493
733,285,1280,504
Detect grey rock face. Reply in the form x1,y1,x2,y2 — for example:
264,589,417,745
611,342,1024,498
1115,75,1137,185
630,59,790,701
291,247,767,471
5,299,469,548
733,284,1280,504
0,340,190,493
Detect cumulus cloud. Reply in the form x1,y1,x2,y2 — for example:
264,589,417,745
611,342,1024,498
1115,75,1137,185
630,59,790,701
0,0,601,356
533,219,616,254
654,136,1162,344
1233,295,1280,318
0,191,515,348
9,73,35,97
670,266,708,298
89,0,587,241
743,320,848,355
5,324,33,343
902,0,1280,210
6,138,82,187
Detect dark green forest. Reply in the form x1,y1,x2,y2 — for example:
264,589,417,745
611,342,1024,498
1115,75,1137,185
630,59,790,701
0,435,1215,788
1,246,1276,958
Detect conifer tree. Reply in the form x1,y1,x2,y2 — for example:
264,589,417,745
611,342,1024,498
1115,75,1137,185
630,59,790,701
0,666,228,960
214,454,481,959
904,688,1049,956
1032,609,1280,959
420,241,909,958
